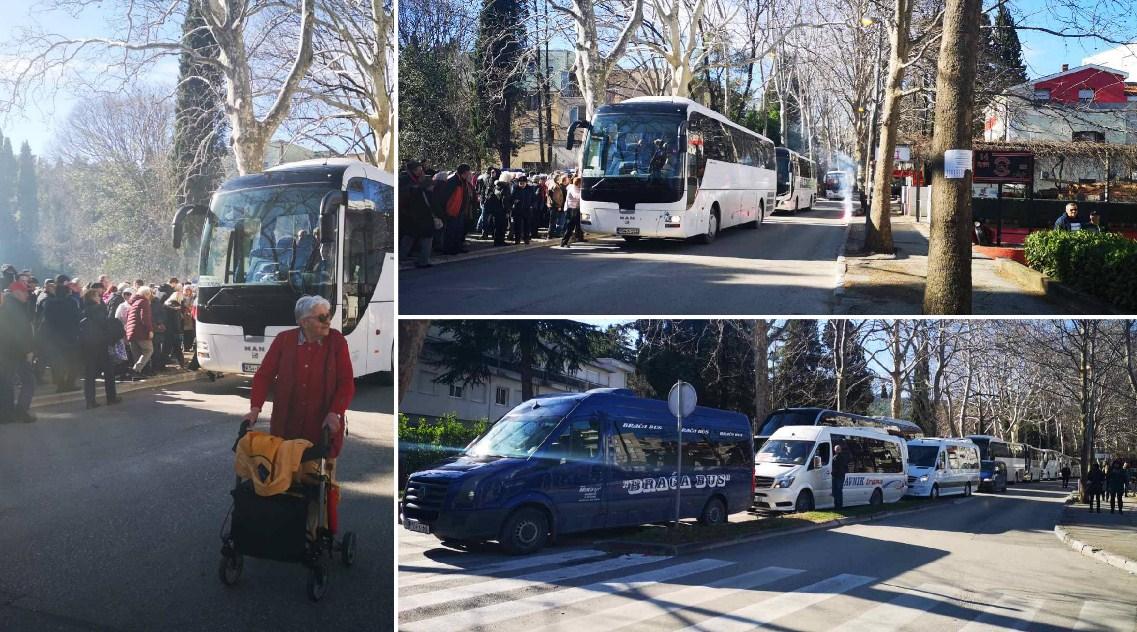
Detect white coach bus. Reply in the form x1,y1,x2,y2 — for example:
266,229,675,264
967,435,1027,484
172,158,395,378
775,147,818,213
567,96,777,243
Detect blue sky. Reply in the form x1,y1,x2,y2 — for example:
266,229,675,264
1,0,1132,157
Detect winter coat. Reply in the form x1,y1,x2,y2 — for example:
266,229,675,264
399,170,436,239
1106,466,1129,493
125,294,153,342
510,186,538,218
1087,467,1106,494
0,293,33,364
42,291,81,343
79,301,111,357
106,292,125,319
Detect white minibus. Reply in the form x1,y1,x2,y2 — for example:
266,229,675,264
905,438,981,499
754,425,908,513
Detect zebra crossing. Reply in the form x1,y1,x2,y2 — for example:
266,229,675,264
398,546,1137,631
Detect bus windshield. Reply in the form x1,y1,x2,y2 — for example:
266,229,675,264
580,109,685,204
758,410,819,437
970,438,990,461
757,439,815,465
466,398,579,459
908,446,939,467
200,183,338,301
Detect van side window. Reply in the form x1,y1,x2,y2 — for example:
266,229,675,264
947,446,960,470
611,420,677,471
546,418,602,461
814,442,830,468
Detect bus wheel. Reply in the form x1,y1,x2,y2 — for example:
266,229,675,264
930,485,939,500
699,210,720,244
869,489,884,508
499,507,548,555
699,497,727,526
794,490,814,513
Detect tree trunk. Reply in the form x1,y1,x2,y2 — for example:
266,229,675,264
864,1,911,254
753,319,770,434
833,320,848,411
397,320,431,405
1078,323,1096,502
519,324,537,401
923,0,981,314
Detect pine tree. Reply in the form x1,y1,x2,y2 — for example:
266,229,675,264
0,134,16,264
15,142,38,267
990,4,1028,88
474,0,527,167
774,320,827,408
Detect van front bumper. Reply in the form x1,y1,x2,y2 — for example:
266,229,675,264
753,486,798,511
403,505,510,541
905,481,933,497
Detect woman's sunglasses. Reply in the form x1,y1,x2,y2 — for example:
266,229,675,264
310,313,331,324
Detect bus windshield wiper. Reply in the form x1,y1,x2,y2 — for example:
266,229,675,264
590,177,609,190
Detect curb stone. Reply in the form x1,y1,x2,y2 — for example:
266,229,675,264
1054,523,1137,576
30,370,209,410
598,496,972,557
398,239,560,270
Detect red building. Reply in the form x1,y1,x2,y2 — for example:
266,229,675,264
1031,64,1128,105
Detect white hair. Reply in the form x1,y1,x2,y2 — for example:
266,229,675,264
295,295,331,323
136,286,153,298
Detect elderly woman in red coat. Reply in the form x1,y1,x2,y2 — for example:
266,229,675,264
243,294,355,534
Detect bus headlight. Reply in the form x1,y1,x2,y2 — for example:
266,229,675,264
196,339,210,359
919,475,928,482
775,475,796,488
669,215,681,223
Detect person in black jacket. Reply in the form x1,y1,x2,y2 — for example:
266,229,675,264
1086,461,1105,512
832,442,850,509
484,180,510,246
79,288,120,409
0,281,37,423
42,274,81,392
511,176,536,245
1061,463,1072,489
1106,460,1128,514
400,162,437,268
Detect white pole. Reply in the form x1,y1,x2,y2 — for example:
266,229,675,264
675,381,683,528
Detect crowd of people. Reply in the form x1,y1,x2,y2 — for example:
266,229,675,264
398,159,586,268
1084,459,1133,514
0,264,198,422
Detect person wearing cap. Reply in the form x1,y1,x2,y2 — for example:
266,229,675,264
0,280,37,423
42,274,82,392
1085,210,1108,233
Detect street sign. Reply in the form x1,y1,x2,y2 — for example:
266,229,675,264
668,381,697,418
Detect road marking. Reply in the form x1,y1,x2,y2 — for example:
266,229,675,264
831,582,962,632
401,558,730,632
534,566,805,632
398,554,666,613
676,573,876,631
399,549,608,588
958,594,1043,632
1073,600,1137,632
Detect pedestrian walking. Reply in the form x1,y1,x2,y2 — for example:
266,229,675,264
0,280,37,423
1086,461,1105,513
400,161,438,268
485,180,510,247
1106,459,1128,514
79,288,120,409
126,286,155,378
1061,463,1071,489
561,176,583,248
548,174,567,238
832,442,850,510
41,274,82,392
244,296,356,539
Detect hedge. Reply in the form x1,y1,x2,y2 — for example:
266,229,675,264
398,413,489,488
1024,229,1137,310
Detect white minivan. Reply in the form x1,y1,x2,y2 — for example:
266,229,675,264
753,425,908,513
905,438,981,499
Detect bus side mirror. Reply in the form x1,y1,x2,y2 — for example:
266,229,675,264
566,119,591,151
320,191,346,244
172,204,211,249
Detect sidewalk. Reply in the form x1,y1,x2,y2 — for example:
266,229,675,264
1056,497,1137,575
835,213,1064,315
29,368,207,410
398,232,560,271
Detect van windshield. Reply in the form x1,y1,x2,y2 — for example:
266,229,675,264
757,439,814,465
466,398,578,459
908,446,939,467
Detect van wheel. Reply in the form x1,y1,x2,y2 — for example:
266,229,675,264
699,210,719,244
699,497,727,526
869,489,884,508
930,485,939,500
499,507,548,555
794,490,815,513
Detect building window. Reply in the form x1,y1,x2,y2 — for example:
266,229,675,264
1078,88,1095,102
527,94,540,110
495,386,510,406
449,383,464,399
1072,130,1105,142
523,127,537,143
568,106,581,123
414,371,436,394
1034,88,1050,102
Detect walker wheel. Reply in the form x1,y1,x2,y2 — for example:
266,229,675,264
218,553,243,586
307,564,329,601
341,531,357,567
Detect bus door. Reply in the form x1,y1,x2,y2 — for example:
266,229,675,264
542,415,607,534
342,177,391,375
808,441,833,507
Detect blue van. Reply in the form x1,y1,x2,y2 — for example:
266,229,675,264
401,388,754,554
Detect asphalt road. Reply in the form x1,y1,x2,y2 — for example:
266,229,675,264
399,200,852,315
0,375,394,631
398,481,1137,631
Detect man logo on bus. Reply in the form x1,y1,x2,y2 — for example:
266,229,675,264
622,473,730,495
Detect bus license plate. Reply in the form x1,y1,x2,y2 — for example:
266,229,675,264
617,227,640,235
242,363,260,373
404,518,431,534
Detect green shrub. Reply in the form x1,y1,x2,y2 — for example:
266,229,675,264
1024,229,1137,310
398,413,489,488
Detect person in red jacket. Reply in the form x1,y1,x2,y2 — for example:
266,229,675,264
243,295,355,535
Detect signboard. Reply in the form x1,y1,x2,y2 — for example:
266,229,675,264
973,150,1034,184
894,145,911,161
945,150,973,179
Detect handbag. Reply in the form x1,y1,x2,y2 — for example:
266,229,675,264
109,340,129,363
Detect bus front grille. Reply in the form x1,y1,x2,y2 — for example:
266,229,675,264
754,475,776,488
404,479,450,522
